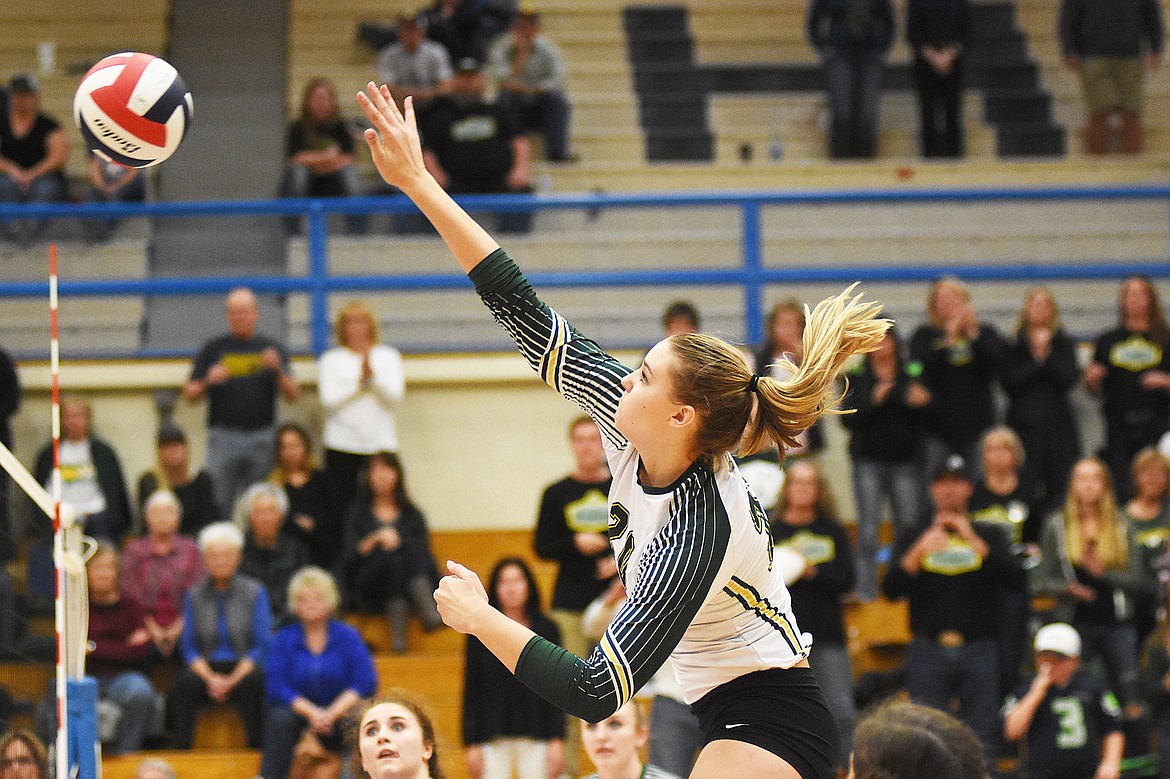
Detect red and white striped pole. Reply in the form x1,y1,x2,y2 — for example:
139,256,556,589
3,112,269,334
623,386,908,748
49,243,68,779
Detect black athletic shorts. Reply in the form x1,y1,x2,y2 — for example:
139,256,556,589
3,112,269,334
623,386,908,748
690,667,839,779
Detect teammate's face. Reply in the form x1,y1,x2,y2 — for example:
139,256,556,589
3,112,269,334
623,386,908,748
359,703,432,779
616,340,686,451
581,702,645,771
0,739,39,779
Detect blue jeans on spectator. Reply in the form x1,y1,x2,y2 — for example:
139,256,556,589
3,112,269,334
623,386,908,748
905,636,1000,762
852,459,922,601
261,704,347,779
1074,620,1140,709
0,171,67,242
497,90,572,161
86,175,147,241
823,48,885,159
648,695,703,777
808,642,856,769
206,425,275,520
96,671,157,755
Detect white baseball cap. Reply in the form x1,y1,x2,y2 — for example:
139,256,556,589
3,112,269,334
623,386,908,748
1034,623,1081,657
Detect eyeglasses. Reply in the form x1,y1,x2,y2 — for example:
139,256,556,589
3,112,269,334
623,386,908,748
1,757,35,768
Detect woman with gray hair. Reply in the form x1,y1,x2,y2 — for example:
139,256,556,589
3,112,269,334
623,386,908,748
235,482,308,620
167,521,272,749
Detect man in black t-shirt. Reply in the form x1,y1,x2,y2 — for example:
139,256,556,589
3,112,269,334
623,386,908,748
182,288,300,519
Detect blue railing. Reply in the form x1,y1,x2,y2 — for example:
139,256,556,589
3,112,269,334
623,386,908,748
1,183,1169,355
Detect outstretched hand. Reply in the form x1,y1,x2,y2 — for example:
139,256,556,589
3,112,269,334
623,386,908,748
356,82,430,192
435,560,490,634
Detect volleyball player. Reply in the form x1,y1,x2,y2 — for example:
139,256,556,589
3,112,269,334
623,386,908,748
356,83,890,779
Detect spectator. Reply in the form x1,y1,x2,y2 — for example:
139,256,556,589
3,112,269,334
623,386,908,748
355,695,445,779
463,558,564,779
487,9,574,162
339,452,442,653
0,74,69,245
85,543,159,756
579,700,680,779
133,757,175,779
883,454,1026,760
0,729,48,779
1124,447,1170,642
1084,275,1170,498
318,300,405,550
1032,457,1152,722
0,344,19,566
1142,596,1170,774
660,300,700,337
1003,623,1125,779
260,566,376,779
806,0,895,158
32,395,132,543
282,77,363,234
840,327,928,601
168,522,271,749
910,277,1006,488
1002,286,1082,516
906,0,970,158
419,57,533,234
84,150,146,241
269,423,330,566
182,287,300,520
235,482,307,621
135,422,218,537
754,299,824,458
120,490,205,663
1059,0,1164,154
851,700,986,779
769,460,856,771
377,15,453,117
423,0,486,65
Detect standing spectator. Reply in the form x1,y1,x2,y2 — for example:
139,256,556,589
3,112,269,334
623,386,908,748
135,422,219,537
84,150,146,241
769,460,857,771
420,57,533,233
318,300,405,545
660,300,700,338
85,544,159,756
1123,447,1170,642
1084,275,1170,498
462,558,564,779
182,287,300,520
910,277,1006,487
840,328,928,600
281,78,363,234
235,482,307,621
1142,598,1170,774
168,522,271,749
1032,457,1152,722
579,700,680,779
120,490,205,663
424,0,486,65
883,454,1026,760
260,566,377,779
1002,286,1082,516
377,15,454,117
851,700,986,779
0,730,48,779
906,0,970,158
0,74,69,245
339,452,442,653
268,423,330,566
1059,0,1164,154
0,344,19,566
532,415,612,778
806,0,895,158
487,9,574,162
754,299,824,458
1002,623,1125,779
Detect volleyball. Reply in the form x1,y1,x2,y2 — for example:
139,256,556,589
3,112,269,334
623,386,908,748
73,52,193,168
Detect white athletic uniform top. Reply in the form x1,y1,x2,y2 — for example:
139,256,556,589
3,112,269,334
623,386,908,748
470,250,809,720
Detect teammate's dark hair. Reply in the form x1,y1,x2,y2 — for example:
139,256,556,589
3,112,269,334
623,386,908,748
852,700,985,779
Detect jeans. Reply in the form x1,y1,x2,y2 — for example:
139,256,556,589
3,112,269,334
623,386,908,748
852,459,922,601
497,90,572,160
823,48,885,158
0,172,67,242
905,636,1000,762
260,705,347,779
648,695,703,777
86,175,147,241
1074,620,1140,708
808,642,856,769
281,163,366,233
205,425,276,520
96,671,157,755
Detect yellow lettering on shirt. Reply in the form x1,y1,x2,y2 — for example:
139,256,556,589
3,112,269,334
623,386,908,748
1109,335,1161,372
220,353,266,378
567,489,610,534
921,537,984,575
779,530,835,567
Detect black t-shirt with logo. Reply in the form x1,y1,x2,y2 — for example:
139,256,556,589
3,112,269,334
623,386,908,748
1093,326,1170,431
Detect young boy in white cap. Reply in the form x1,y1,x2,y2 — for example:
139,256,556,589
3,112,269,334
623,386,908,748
1002,622,1125,779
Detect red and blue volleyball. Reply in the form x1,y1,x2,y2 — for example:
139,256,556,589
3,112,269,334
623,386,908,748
73,52,193,168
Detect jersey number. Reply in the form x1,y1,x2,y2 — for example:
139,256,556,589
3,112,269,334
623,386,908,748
1051,696,1088,749
747,493,774,568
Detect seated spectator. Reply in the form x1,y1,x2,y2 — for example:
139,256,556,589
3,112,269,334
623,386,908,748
462,558,564,779
377,15,453,117
1003,623,1125,779
260,566,377,779
355,695,446,779
281,77,364,234
487,9,574,162
133,758,175,779
1124,447,1170,642
424,0,487,64
0,729,48,779
234,482,307,621
420,57,533,234
660,300,700,338
168,522,271,749
84,150,146,241
579,700,680,779
269,423,330,566
136,422,218,537
851,700,986,779
120,490,205,663
339,452,442,653
0,74,69,245
85,543,159,756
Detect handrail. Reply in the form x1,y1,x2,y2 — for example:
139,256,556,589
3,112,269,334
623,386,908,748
1,183,1168,356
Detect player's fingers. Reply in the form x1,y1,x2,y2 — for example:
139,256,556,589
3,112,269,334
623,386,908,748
446,559,478,582
403,95,417,132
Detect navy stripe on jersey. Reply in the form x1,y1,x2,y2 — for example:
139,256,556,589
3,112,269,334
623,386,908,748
469,250,629,448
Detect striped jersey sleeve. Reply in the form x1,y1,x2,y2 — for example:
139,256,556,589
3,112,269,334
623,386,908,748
515,468,731,722
469,249,630,447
